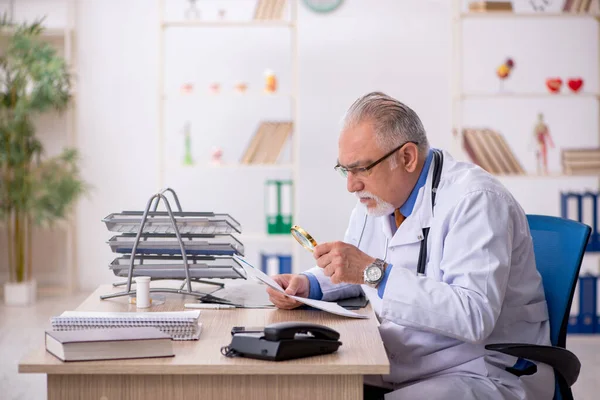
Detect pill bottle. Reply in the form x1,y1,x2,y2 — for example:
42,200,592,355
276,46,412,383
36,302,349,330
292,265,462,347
135,276,151,308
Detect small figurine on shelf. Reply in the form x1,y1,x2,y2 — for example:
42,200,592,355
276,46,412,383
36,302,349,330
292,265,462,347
183,121,194,167
546,77,562,94
234,82,248,93
211,146,223,166
264,69,277,93
185,0,201,19
496,57,514,92
209,82,221,94
180,83,194,94
218,9,226,19
567,77,584,93
533,113,554,175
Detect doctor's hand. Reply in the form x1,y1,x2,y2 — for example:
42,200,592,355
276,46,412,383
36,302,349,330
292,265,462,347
313,241,376,285
266,274,310,310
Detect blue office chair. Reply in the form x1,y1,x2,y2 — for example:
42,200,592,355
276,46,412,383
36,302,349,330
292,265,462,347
486,214,591,400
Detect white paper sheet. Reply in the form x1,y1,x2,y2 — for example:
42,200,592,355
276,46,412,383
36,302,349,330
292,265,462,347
235,256,368,319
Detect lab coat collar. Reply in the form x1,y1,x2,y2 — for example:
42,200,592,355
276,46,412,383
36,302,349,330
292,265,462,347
383,149,442,248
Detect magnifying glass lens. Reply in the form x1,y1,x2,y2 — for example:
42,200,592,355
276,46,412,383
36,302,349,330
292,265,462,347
290,225,317,252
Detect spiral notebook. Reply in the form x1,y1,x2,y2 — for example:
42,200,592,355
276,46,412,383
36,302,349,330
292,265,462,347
50,310,202,341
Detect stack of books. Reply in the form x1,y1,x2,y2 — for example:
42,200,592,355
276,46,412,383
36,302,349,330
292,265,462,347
254,0,287,20
462,128,525,175
562,148,600,175
468,1,513,12
50,310,202,341
240,121,293,164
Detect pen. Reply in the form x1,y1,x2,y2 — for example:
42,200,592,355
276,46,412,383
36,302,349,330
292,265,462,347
184,303,236,309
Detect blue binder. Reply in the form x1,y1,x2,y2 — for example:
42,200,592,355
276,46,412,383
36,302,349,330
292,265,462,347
260,253,292,275
560,191,600,252
577,275,597,334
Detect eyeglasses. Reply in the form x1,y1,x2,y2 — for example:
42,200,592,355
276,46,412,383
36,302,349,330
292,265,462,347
334,141,418,179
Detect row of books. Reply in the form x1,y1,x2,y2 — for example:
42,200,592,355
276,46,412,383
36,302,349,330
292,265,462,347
562,148,600,175
468,1,513,12
468,0,599,13
254,0,287,20
462,128,525,175
563,0,599,13
241,121,293,164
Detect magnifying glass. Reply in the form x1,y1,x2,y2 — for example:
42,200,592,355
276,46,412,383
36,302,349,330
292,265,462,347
290,225,317,252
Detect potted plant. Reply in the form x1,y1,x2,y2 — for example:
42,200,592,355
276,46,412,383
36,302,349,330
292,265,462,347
0,17,87,306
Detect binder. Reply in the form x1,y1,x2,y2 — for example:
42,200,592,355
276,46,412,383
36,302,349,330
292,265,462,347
265,180,293,234
560,191,600,252
577,275,597,333
260,253,292,275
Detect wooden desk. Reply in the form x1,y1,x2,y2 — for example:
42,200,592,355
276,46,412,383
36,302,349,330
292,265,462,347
19,284,390,400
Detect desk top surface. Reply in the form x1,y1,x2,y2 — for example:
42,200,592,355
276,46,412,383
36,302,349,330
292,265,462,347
19,284,390,375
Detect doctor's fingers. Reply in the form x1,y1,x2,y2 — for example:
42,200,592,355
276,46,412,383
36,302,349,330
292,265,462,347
267,289,301,309
316,252,334,270
322,263,338,278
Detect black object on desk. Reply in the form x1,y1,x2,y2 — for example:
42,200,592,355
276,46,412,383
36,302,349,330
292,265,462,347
222,322,342,361
337,294,369,310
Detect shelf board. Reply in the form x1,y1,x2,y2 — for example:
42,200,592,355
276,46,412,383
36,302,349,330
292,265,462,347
163,92,293,100
495,173,600,178
460,12,600,19
168,163,294,171
162,20,294,28
461,92,599,99
208,163,294,169
239,233,293,242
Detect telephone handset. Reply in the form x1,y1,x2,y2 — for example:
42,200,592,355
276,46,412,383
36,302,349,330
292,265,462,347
222,322,342,361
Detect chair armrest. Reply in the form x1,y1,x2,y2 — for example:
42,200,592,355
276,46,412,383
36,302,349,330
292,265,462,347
485,343,580,387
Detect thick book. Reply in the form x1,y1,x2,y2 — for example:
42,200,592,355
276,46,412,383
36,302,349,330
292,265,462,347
45,327,174,362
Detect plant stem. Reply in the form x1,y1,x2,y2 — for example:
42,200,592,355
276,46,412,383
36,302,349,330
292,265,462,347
26,214,31,282
7,210,14,282
14,209,24,282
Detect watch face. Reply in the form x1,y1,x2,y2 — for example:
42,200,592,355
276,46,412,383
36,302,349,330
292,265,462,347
366,266,383,282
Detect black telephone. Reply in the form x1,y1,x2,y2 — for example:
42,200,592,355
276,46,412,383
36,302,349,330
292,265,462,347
222,322,342,361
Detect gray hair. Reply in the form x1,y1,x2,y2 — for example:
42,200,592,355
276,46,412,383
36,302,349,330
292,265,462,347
341,92,430,168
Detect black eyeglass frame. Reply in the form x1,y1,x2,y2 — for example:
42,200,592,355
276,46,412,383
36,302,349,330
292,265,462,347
334,141,418,178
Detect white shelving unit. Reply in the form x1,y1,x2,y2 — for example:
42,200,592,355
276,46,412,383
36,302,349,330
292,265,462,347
451,1,600,192
451,1,600,315
0,0,78,295
157,0,300,271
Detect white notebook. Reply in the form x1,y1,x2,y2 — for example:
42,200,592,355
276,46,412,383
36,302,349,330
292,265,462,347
51,310,202,341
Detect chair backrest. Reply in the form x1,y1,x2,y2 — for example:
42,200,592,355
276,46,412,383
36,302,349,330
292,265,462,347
526,214,591,348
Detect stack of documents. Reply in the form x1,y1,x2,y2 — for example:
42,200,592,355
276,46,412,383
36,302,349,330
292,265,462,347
50,310,203,341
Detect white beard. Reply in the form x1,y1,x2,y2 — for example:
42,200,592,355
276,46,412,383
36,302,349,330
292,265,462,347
355,191,395,217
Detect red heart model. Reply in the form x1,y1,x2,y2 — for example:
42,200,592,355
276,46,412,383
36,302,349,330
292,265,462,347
567,78,583,92
546,78,562,93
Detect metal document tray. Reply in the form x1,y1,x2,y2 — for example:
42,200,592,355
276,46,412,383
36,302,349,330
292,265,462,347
109,255,247,280
107,234,244,256
102,211,242,234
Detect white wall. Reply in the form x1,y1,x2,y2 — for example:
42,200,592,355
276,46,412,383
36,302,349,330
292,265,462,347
295,0,453,271
74,0,160,288
72,0,454,288
2,0,598,293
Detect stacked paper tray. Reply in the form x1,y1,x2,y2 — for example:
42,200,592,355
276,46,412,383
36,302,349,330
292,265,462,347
107,233,244,256
109,255,247,280
102,211,241,235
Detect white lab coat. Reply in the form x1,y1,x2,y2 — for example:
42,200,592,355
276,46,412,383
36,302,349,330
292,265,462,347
305,150,555,399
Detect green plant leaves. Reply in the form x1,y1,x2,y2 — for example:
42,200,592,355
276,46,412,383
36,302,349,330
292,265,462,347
0,16,87,282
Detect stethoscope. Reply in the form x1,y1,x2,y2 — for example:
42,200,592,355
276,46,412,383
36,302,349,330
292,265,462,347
356,149,444,276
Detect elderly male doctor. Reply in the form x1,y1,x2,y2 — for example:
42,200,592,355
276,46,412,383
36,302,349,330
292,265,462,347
266,92,554,399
